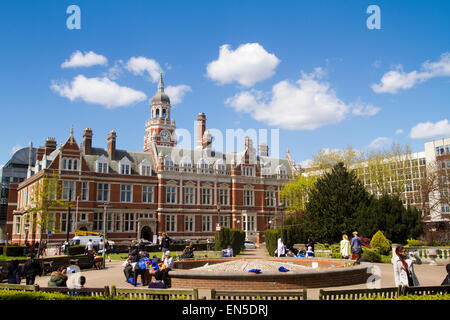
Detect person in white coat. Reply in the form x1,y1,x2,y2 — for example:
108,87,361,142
340,234,351,259
392,245,422,287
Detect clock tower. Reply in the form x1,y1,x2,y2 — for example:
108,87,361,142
143,73,177,151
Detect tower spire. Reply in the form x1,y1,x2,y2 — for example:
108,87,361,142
158,72,164,92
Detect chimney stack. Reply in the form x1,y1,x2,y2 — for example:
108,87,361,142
83,127,93,155
259,143,269,157
107,130,117,160
44,137,57,155
197,113,206,148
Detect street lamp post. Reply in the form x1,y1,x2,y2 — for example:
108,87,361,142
217,203,221,230
65,193,72,246
98,203,111,269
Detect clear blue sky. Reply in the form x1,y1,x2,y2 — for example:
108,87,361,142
0,0,449,168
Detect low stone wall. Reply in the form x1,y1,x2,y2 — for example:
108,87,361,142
170,258,370,290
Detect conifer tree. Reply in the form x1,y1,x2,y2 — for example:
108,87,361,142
303,162,372,243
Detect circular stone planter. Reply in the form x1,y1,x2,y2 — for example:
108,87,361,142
170,258,370,290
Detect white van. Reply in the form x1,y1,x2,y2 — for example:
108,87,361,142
69,236,104,247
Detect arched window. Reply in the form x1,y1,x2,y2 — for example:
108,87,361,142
162,109,166,118
155,109,160,118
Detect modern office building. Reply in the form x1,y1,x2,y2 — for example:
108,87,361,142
0,145,35,242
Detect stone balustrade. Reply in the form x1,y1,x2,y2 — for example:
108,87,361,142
392,244,450,265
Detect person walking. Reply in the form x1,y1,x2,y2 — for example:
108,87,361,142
22,253,42,285
441,264,450,285
340,234,351,259
392,245,422,287
351,231,362,261
7,260,22,284
305,237,315,253
105,240,113,262
85,239,94,253
159,233,173,258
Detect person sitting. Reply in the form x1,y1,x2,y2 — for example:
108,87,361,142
306,246,314,258
7,260,22,284
180,242,195,259
133,255,152,287
286,250,295,257
48,267,68,287
222,245,233,257
122,255,137,282
296,249,306,258
87,249,103,270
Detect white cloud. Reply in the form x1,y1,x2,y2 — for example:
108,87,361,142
372,52,450,94
125,56,162,82
409,119,450,139
50,75,147,108
105,60,124,80
395,129,404,135
350,98,381,116
61,51,108,68
300,159,313,168
226,69,375,130
372,59,381,69
367,137,393,149
165,85,192,105
9,144,24,155
207,43,280,87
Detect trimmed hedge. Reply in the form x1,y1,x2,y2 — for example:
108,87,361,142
361,248,382,263
265,229,282,257
3,246,27,257
214,227,245,255
67,245,85,256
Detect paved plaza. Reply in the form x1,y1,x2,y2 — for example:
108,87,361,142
33,246,448,300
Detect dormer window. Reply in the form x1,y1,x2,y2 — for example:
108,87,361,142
121,164,130,175
119,156,132,175
96,156,109,173
198,158,209,170
139,159,152,176
276,165,287,178
216,159,226,172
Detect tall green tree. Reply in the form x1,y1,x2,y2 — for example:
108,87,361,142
357,194,423,244
280,175,317,215
303,162,372,243
25,171,72,257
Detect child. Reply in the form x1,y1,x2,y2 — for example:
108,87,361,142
306,246,314,258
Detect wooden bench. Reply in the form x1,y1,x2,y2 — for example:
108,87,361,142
111,285,198,300
211,289,308,300
40,286,110,297
319,285,450,300
402,285,450,296
319,287,400,300
0,283,39,292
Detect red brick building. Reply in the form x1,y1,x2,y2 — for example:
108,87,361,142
10,75,297,245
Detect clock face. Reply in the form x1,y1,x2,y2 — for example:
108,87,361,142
160,130,171,141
